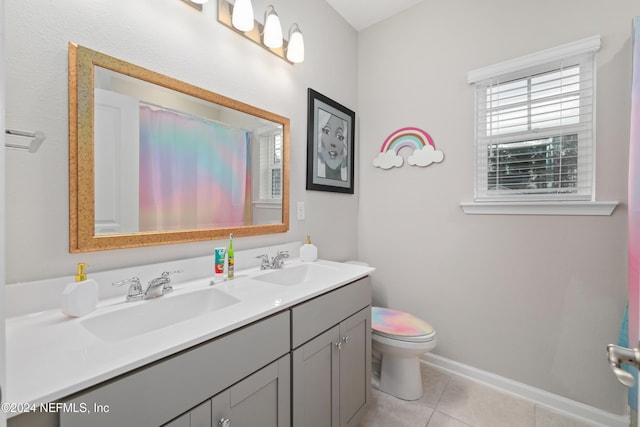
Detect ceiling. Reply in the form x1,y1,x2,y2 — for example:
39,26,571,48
325,0,425,31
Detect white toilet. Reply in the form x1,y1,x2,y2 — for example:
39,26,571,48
371,306,437,401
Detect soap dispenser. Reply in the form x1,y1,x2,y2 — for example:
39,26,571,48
61,263,99,317
300,235,318,262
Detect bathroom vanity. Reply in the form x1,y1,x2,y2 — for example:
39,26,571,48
291,277,371,427
6,258,373,427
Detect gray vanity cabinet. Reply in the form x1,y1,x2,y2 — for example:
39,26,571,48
291,277,372,427
59,311,290,427
9,275,372,427
164,355,290,427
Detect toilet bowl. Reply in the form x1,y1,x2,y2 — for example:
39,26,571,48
371,306,437,401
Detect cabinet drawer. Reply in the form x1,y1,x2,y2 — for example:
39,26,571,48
291,277,371,349
60,311,290,427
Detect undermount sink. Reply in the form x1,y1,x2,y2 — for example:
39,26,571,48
252,263,338,286
81,287,240,341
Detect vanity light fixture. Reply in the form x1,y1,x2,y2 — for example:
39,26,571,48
286,24,304,64
263,5,283,49
231,0,254,32
181,0,207,10
217,0,304,64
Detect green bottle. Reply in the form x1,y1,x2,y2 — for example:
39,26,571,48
227,233,234,279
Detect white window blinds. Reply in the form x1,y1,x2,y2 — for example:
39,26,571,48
469,37,600,202
258,130,282,200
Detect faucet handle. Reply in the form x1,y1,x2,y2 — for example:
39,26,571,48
256,254,270,270
271,251,290,269
157,270,182,293
113,277,144,302
161,270,183,277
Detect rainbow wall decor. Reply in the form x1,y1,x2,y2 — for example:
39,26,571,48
373,127,444,169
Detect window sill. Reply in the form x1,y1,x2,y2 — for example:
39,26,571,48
460,201,619,216
252,200,282,209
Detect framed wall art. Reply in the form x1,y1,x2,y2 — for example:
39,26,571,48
306,88,355,194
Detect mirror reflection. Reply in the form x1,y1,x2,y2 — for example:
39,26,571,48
69,43,290,252
93,66,284,235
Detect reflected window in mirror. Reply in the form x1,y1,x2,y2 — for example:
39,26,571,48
258,127,283,200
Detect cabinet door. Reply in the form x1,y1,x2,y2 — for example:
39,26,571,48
339,307,371,427
292,326,340,427
212,355,290,427
163,413,190,427
163,400,211,427
190,400,212,427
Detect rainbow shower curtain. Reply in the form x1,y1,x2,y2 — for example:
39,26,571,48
138,106,249,231
628,16,640,411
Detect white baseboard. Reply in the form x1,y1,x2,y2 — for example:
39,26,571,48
422,353,630,427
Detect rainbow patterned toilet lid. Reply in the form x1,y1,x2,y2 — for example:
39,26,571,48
371,307,435,340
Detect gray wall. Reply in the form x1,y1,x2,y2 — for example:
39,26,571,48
357,0,638,415
4,0,359,283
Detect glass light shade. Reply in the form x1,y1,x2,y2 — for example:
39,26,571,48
191,0,208,4
232,0,254,32
286,24,304,63
263,6,283,49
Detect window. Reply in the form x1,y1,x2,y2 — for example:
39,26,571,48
258,128,283,200
469,36,600,202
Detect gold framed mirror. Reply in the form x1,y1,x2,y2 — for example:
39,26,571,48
69,43,290,252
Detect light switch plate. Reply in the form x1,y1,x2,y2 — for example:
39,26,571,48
297,202,305,220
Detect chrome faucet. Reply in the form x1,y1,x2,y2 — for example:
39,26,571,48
256,251,290,270
112,277,144,302
270,251,289,269
144,270,182,299
256,254,271,270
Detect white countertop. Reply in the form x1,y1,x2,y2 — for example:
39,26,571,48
6,258,374,417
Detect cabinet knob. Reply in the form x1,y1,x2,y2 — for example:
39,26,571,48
341,336,350,345
219,417,231,427
335,341,343,350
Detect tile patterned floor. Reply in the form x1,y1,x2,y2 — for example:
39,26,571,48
357,363,601,427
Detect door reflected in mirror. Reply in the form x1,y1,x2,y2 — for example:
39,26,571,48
69,43,290,252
